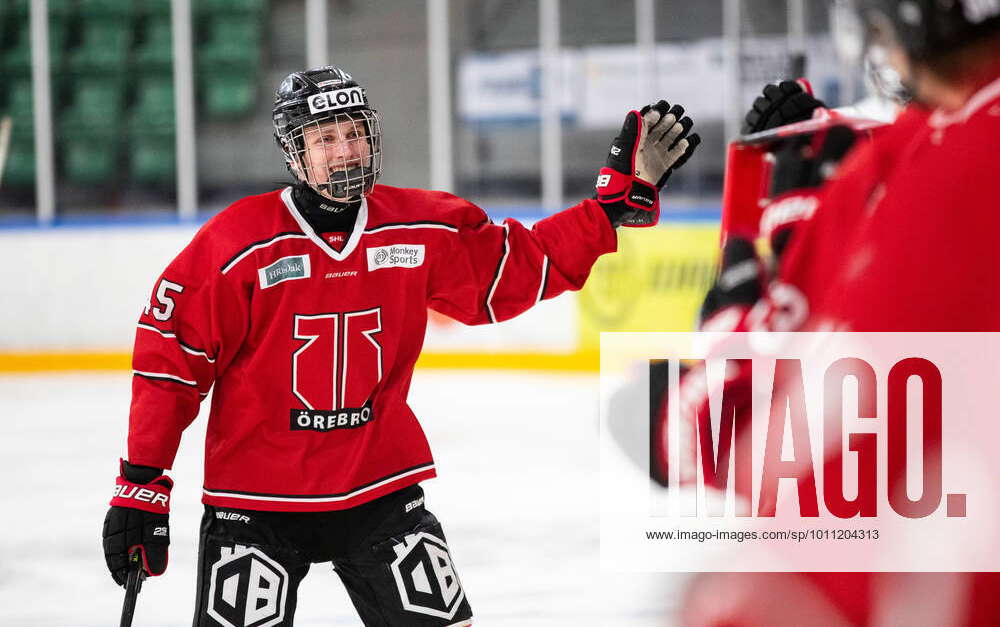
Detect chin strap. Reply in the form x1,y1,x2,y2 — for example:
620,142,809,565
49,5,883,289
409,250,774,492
292,183,361,215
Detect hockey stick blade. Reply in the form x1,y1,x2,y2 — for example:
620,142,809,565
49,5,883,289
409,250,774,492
119,549,147,627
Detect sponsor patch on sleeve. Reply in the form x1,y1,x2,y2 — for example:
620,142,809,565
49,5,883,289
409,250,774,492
367,244,425,271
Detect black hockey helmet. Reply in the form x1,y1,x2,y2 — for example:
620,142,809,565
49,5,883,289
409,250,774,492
835,0,1000,62
272,66,383,200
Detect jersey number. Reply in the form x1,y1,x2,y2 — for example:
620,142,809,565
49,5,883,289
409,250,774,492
292,308,383,410
145,279,185,321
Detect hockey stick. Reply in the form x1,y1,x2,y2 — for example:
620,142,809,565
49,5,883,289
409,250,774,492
119,549,147,627
0,115,12,189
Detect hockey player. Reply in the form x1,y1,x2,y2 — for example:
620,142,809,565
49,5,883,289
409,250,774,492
676,1,1000,625
102,65,700,625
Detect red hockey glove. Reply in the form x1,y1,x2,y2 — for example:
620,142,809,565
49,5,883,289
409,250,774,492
597,100,701,227
103,459,172,585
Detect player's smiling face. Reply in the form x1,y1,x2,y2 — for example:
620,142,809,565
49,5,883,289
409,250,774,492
300,117,371,200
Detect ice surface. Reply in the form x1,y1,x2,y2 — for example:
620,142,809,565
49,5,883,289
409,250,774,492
0,371,686,626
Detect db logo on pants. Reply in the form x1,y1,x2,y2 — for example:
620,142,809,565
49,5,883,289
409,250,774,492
207,546,289,627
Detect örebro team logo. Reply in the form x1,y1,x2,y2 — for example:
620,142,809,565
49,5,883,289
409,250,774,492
207,546,289,627
389,532,465,620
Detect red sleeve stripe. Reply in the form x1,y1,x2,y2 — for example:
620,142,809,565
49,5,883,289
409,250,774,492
137,324,217,363
132,369,199,388
220,232,310,274
535,256,550,304
484,223,511,324
365,221,458,234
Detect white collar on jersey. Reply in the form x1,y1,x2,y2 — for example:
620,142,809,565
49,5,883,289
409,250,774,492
928,74,1000,129
280,186,369,262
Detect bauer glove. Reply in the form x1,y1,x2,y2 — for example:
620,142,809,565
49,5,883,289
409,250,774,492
596,100,701,227
742,80,826,134
103,459,172,585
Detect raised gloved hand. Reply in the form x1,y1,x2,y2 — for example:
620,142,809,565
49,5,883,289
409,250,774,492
596,100,701,227
103,459,172,585
742,80,826,134
741,81,855,259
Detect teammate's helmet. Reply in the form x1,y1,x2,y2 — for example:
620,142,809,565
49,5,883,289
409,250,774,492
836,0,1000,62
272,66,383,200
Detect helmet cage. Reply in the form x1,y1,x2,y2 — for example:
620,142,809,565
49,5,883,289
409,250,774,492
280,109,383,200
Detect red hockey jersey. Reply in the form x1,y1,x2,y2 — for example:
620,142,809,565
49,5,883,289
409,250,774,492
748,75,1000,332
749,75,1000,627
128,185,616,511
674,78,1000,626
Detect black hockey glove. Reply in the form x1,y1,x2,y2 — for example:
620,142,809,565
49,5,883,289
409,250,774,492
103,459,172,586
770,124,858,198
699,237,764,327
596,100,701,228
742,80,826,134
758,124,858,259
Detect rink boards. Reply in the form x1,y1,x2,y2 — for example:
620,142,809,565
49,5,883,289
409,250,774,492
0,218,719,372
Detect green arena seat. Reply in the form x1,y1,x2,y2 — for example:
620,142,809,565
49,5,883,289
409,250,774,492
57,81,125,184
59,80,125,136
200,72,256,118
129,134,175,183
134,18,173,70
198,17,262,69
128,78,176,183
130,79,175,132
62,138,120,185
2,137,36,187
68,20,132,75
1,18,70,76
5,80,34,127
1,20,29,75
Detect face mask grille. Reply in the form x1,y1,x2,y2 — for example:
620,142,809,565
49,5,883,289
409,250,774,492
282,109,383,200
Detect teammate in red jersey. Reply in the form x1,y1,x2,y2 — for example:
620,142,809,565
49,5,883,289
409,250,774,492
102,65,700,625
674,1,1000,625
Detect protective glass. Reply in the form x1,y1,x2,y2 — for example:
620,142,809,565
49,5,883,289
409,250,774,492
830,0,867,64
